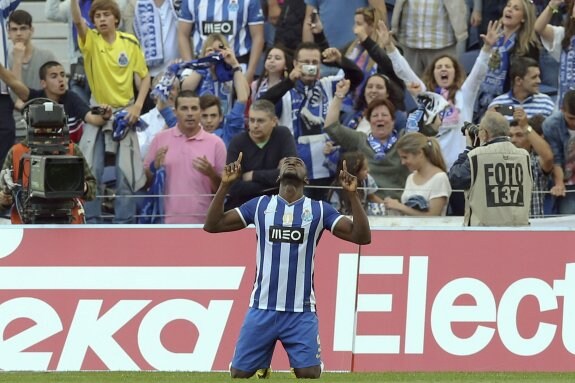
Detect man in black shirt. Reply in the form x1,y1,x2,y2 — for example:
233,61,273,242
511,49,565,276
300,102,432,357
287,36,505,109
225,99,297,209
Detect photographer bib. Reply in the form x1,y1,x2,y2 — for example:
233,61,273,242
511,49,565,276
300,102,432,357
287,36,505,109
466,141,533,226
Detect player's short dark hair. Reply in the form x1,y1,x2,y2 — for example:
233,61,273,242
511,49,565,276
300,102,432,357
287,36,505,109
39,61,64,81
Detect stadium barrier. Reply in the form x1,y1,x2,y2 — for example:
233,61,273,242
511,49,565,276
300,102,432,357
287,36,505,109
0,226,574,372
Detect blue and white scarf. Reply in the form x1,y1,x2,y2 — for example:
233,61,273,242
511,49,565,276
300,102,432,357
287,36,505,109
559,36,575,106
367,130,398,161
476,33,515,119
151,54,234,101
139,165,165,224
134,0,164,68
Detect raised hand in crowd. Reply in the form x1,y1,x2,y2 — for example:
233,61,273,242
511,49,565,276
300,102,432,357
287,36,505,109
375,20,394,50
221,152,243,185
220,47,241,69
289,64,304,82
513,107,529,128
480,19,501,52
339,160,358,193
322,47,342,65
11,41,26,65
406,81,423,97
335,78,351,98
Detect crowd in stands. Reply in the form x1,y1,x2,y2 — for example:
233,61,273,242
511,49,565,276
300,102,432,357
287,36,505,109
2,0,575,224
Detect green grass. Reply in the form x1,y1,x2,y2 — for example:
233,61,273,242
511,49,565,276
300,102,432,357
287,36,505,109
1,372,575,383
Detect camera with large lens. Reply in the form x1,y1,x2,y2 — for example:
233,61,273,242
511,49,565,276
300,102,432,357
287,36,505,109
13,99,85,223
461,121,481,147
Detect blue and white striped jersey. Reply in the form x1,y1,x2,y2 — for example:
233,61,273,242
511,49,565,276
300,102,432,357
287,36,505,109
236,194,344,312
178,0,264,58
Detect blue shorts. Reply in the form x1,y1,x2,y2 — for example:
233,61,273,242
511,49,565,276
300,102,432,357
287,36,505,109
231,308,322,371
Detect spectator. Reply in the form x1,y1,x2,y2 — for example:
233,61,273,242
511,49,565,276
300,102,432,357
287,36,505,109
224,99,297,209
325,80,410,200
345,73,407,135
138,75,180,159
198,46,250,147
383,133,452,216
509,112,553,217
181,34,238,117
45,0,131,104
132,0,178,77
474,0,539,122
488,56,555,121
449,111,533,226
390,0,473,76
177,0,265,84
203,155,370,379
251,45,291,102
144,90,226,224
132,0,179,113
7,10,57,140
327,150,385,215
302,0,386,50
0,0,22,167
382,19,499,169
260,42,363,201
542,90,575,215
0,61,113,144
72,0,151,224
535,0,575,105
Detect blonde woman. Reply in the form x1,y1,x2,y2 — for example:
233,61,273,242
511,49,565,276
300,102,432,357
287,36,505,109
383,133,452,216
475,0,540,120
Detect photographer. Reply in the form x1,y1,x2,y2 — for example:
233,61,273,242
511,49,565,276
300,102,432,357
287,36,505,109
449,111,533,226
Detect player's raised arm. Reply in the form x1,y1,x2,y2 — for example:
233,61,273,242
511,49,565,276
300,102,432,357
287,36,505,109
332,160,371,245
203,152,246,233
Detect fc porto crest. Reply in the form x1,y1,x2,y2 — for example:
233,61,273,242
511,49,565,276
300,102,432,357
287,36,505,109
228,0,239,12
301,208,312,223
118,52,129,67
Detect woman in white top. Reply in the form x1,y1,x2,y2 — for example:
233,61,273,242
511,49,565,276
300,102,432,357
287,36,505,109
535,0,575,105
383,133,452,216
375,20,499,170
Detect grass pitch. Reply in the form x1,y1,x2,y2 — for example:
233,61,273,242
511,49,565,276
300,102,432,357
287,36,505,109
1,372,575,382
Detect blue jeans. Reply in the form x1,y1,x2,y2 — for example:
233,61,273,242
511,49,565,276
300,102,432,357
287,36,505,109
83,128,137,224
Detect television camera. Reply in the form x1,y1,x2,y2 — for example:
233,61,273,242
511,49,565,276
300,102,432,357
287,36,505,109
1,98,85,224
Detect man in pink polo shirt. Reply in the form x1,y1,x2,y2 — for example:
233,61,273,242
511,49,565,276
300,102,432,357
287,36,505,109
144,90,227,224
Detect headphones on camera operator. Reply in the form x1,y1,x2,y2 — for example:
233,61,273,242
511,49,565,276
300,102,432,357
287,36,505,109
5,98,86,224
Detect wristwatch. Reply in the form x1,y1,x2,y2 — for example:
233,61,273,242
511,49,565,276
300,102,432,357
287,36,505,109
232,66,242,73
526,125,533,135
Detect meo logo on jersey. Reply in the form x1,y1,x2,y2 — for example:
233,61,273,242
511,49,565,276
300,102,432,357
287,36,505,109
202,21,234,35
269,226,304,244
484,162,525,207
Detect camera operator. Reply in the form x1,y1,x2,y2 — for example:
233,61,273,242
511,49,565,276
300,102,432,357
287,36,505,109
449,111,533,226
0,105,97,224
